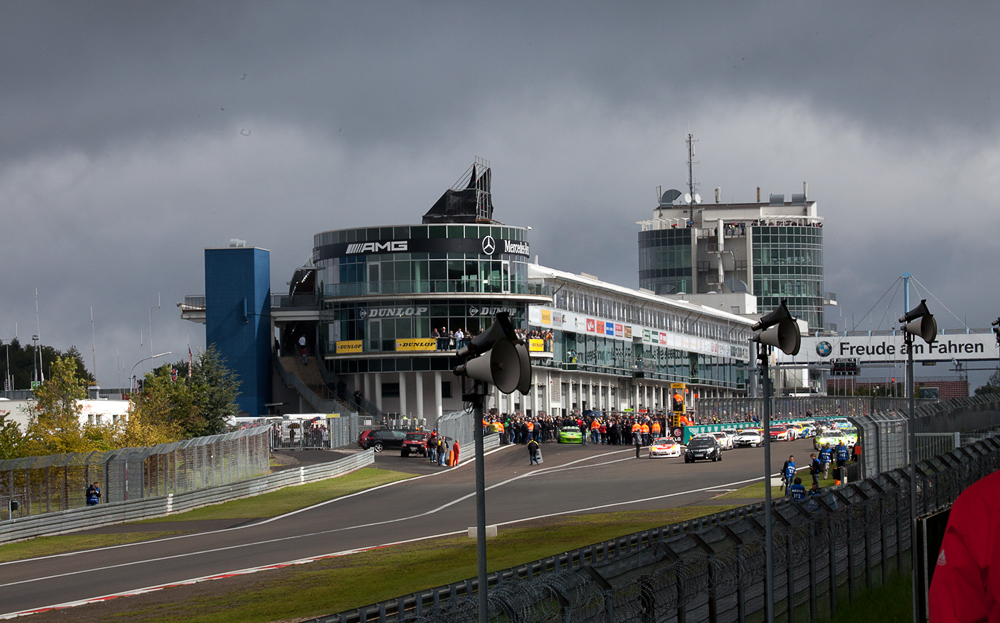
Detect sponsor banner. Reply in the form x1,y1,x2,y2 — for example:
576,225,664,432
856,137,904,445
528,338,546,352
336,340,363,354
541,309,551,325
468,305,518,317
316,236,529,259
797,334,999,363
360,306,427,319
527,305,751,361
395,338,437,352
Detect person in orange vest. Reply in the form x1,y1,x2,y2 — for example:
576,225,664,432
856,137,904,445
651,420,662,439
640,421,651,446
590,418,601,444
450,438,460,466
526,419,535,442
631,421,642,445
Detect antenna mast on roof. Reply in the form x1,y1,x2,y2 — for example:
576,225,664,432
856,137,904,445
686,134,698,224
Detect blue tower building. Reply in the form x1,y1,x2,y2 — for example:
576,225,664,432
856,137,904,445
205,244,272,415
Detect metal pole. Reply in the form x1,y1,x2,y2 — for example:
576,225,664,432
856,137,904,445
907,332,919,623
473,389,488,623
761,342,775,623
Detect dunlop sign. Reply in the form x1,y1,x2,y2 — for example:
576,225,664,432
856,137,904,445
336,340,363,354
395,338,437,352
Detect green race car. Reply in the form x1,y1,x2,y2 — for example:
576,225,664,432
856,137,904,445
814,427,858,450
558,426,583,443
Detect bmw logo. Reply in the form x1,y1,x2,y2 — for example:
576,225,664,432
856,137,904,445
482,235,496,255
816,341,832,357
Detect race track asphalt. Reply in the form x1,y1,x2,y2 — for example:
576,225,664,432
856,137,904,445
0,437,819,616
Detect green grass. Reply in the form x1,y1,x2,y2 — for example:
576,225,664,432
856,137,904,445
821,572,912,623
140,467,415,521
715,474,841,500
0,468,415,563
0,532,187,563
67,506,742,623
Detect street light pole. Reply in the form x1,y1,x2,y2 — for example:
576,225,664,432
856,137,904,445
129,351,172,392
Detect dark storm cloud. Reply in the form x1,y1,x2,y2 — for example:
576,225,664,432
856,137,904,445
2,1,999,386
4,2,1000,163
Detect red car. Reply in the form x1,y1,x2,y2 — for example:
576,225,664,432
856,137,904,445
401,432,431,457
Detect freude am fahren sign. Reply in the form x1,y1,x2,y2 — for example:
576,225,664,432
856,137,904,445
794,334,998,364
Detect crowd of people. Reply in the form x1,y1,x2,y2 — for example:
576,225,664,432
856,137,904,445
431,326,554,352
481,411,671,447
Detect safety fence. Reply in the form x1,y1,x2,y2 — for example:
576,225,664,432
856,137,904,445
694,396,919,424
0,425,270,521
316,434,1000,623
0,448,375,544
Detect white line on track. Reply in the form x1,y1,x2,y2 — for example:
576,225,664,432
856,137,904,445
0,446,769,618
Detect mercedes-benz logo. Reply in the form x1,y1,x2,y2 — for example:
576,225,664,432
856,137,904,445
358,308,368,319
482,235,496,255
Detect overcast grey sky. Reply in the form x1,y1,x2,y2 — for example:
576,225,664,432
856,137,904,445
3,2,999,388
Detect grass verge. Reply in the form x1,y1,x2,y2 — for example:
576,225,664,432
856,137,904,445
0,532,187,564
0,468,415,563
715,473,841,500
52,506,741,623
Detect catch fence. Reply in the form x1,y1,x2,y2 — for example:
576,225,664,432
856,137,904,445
1,425,270,520
319,435,1000,623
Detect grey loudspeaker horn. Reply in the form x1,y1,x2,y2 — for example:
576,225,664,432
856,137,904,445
455,339,523,394
458,311,516,359
905,315,937,344
758,317,801,356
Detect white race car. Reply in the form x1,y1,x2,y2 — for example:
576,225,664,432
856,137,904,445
734,429,763,447
709,431,735,450
648,437,683,458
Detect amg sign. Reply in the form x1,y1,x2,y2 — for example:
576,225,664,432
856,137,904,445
346,241,408,254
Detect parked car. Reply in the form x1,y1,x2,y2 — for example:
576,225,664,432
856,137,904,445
401,432,431,457
734,429,763,447
558,426,583,443
685,436,722,463
648,437,683,458
357,429,376,448
360,429,407,452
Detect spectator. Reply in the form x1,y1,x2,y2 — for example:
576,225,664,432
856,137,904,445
528,438,540,465
819,443,833,479
810,453,821,487
86,482,101,506
929,470,1000,621
789,477,806,502
781,455,796,494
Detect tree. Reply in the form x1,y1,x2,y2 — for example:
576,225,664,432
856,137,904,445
189,345,240,435
0,412,27,460
975,368,1000,396
0,338,94,391
24,355,98,455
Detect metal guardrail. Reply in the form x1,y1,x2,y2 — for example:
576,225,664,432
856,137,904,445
0,450,375,544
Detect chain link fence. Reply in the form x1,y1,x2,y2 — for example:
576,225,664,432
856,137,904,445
318,397,1000,623
1,425,270,520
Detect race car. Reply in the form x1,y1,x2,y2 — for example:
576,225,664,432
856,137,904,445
709,431,735,450
733,429,763,447
814,427,859,451
769,425,792,441
557,426,583,443
648,437,683,458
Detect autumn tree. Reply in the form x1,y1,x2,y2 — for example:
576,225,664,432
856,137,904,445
24,355,98,455
0,412,27,460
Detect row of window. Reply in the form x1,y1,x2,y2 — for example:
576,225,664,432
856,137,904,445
314,224,528,246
